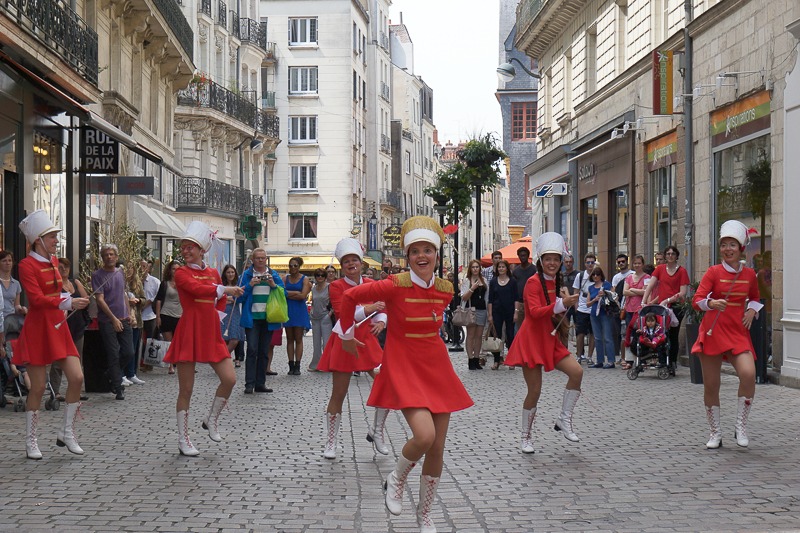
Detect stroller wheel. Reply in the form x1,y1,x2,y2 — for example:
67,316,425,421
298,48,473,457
45,398,54,411
626,367,639,380
15,399,24,412
0,394,6,408
52,399,60,411
657,367,670,380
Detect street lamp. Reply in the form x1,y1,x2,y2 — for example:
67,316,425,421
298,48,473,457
496,58,541,83
271,206,279,224
432,194,448,279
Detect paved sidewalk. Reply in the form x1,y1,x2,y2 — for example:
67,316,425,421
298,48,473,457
1,335,800,532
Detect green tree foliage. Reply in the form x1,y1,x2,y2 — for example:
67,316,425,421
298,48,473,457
743,156,770,257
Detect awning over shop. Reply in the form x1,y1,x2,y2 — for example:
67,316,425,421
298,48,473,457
267,255,381,272
150,209,185,237
132,202,185,237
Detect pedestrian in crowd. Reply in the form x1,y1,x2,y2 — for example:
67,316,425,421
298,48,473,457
154,260,182,374
122,261,146,386
505,232,581,454
339,216,473,532
139,259,160,372
621,255,651,370
691,220,762,449
220,264,245,367
93,244,134,400
266,327,281,376
586,266,616,369
318,238,387,459
326,265,338,283
283,257,312,375
460,259,488,370
572,253,597,364
238,248,283,394
308,267,333,372
483,250,503,298
51,258,90,401
512,246,536,330
0,250,26,337
642,245,690,375
487,259,517,369
16,210,89,459
611,254,632,362
163,221,244,456
654,251,666,265
562,254,579,351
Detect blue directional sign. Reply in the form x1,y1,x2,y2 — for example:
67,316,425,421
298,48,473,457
551,183,568,195
535,184,552,197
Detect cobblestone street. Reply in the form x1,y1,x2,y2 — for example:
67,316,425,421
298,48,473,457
2,334,800,532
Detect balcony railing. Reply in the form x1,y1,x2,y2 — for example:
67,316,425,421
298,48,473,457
379,31,389,51
380,82,390,101
380,134,391,154
216,0,226,26
263,41,276,61
517,0,546,34
0,0,98,84
379,188,403,211
239,18,267,52
177,79,279,138
153,0,193,59
199,0,211,16
229,10,239,38
263,188,276,208
176,176,263,217
261,91,276,110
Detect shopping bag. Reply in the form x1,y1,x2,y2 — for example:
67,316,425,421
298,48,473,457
451,304,476,327
143,337,170,367
266,287,289,323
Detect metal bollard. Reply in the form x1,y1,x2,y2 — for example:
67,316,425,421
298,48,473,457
751,299,769,384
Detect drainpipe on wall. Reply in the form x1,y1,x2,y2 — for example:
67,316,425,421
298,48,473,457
683,0,694,280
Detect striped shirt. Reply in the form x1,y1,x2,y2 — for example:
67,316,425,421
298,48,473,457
251,271,271,320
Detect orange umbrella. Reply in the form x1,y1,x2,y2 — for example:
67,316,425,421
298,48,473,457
480,236,533,266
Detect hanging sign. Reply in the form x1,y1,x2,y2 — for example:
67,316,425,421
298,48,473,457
652,50,674,116
81,126,119,174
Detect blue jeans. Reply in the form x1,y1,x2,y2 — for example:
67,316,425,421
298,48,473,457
245,320,270,388
98,320,134,389
125,327,141,378
589,312,615,365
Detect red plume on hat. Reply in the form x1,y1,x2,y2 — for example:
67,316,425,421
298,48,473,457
442,224,459,235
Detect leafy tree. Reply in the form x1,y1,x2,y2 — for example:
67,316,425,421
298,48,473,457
743,156,770,257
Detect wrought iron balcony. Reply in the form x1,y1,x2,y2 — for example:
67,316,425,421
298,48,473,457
379,32,389,51
0,0,99,84
177,78,279,138
176,176,263,217
379,188,403,211
239,18,267,52
199,0,211,16
380,134,391,154
229,10,239,38
263,188,276,208
153,0,194,59
261,91,276,111
263,41,277,62
517,0,545,35
380,82,390,101
217,0,226,26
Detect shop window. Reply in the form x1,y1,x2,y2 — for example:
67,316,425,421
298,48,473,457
581,196,598,259
289,212,318,239
650,165,676,260
612,187,629,259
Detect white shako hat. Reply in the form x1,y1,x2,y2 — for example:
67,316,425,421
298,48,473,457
719,220,750,248
401,216,446,253
335,238,364,262
535,232,567,258
19,209,60,244
182,220,214,251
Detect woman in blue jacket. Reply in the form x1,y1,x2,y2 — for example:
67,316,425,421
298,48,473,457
585,266,616,368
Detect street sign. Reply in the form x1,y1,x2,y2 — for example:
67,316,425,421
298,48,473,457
85,176,153,195
534,183,568,198
551,183,568,195
81,126,119,174
239,215,261,240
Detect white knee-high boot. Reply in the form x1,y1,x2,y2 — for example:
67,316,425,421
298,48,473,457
202,397,227,442
367,408,390,455
735,397,752,447
56,402,84,454
323,412,341,459
384,454,417,515
26,410,42,460
520,407,536,453
706,405,722,449
554,388,580,442
177,410,200,456
417,474,440,533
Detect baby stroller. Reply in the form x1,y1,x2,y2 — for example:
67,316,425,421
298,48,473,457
0,339,60,412
626,304,675,381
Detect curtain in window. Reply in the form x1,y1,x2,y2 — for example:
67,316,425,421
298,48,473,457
290,216,302,238
307,216,318,238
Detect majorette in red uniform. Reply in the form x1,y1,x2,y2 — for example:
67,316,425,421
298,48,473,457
338,216,472,532
16,210,90,459
504,232,583,454
317,238,387,459
166,220,244,457
691,220,762,450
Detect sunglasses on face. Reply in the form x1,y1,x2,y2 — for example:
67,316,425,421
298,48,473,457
315,274,325,278
617,260,627,264
585,260,595,264
289,264,299,268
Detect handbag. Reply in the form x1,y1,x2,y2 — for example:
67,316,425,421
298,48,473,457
142,335,170,368
481,324,504,353
601,290,621,316
266,286,289,323
451,302,476,327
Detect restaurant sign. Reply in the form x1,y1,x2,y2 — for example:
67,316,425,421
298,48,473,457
710,91,770,148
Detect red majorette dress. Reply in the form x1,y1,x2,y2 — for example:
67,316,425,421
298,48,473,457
338,272,473,414
164,264,229,364
691,263,760,359
13,253,78,366
505,273,570,371
317,276,383,373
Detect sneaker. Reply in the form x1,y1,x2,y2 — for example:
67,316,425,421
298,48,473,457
244,386,254,394
603,363,616,369
129,375,146,385
121,377,133,387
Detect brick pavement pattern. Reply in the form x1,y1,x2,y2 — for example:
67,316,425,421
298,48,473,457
2,335,800,532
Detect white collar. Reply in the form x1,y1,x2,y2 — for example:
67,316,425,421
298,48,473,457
722,261,744,273
30,251,52,264
344,275,362,287
618,269,632,276
410,270,434,289
543,273,555,281
187,262,206,270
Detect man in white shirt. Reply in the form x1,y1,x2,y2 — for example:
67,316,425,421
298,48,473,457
483,251,502,300
611,254,632,362
572,253,596,364
138,259,160,378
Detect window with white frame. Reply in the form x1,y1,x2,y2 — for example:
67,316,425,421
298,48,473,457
289,116,318,144
290,165,317,190
289,18,317,46
289,213,318,239
404,151,411,174
289,67,318,94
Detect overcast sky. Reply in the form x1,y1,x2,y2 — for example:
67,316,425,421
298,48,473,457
388,0,502,146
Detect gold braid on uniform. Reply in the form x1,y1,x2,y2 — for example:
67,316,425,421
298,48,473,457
392,272,453,294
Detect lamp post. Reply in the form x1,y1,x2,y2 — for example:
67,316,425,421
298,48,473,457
496,58,541,83
432,195,448,279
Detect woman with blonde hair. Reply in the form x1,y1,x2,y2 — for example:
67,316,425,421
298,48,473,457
460,259,488,370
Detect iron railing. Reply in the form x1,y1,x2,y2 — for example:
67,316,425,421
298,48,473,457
264,41,276,60
216,0,226,26
153,0,193,59
177,79,279,138
517,0,546,34
261,91,276,110
380,188,403,211
380,82,390,101
379,31,389,51
176,176,262,217
380,134,391,154
239,17,266,52
199,0,211,16
0,0,98,84
263,189,276,208
229,10,239,38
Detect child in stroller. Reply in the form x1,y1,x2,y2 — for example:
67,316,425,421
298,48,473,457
638,313,668,367
625,304,678,380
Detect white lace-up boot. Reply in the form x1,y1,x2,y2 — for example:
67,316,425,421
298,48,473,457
26,410,42,460
384,454,417,515
367,408,390,455
177,410,200,456
416,475,440,533
520,407,536,454
735,397,752,447
706,405,722,449
323,412,341,459
202,397,227,442
56,402,84,454
553,388,580,442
